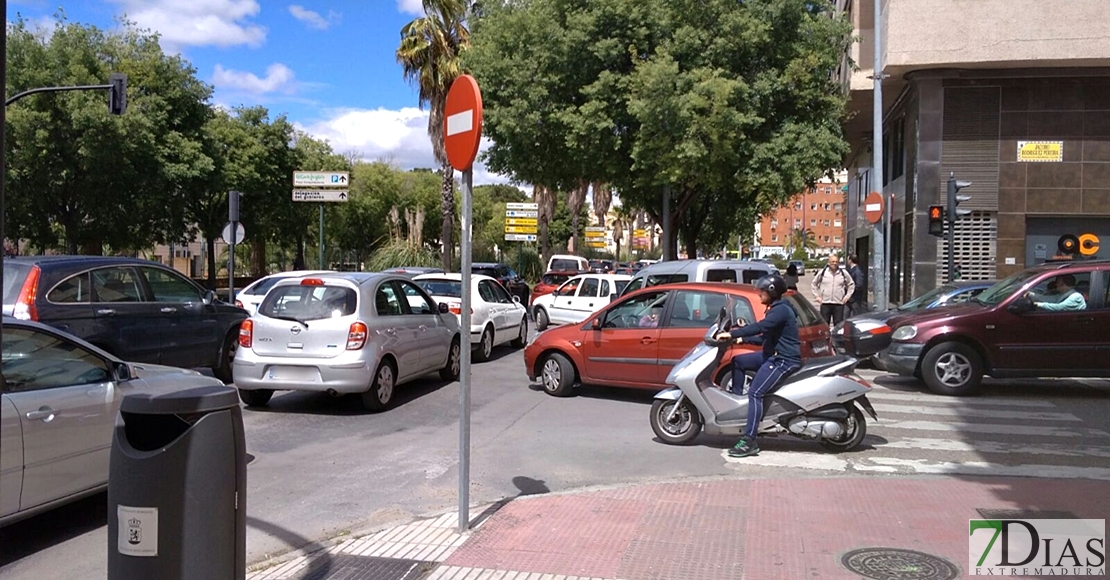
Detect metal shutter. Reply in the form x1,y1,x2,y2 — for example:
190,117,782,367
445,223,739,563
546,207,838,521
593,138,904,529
936,211,997,283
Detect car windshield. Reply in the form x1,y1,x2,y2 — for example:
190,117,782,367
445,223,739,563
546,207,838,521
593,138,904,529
259,285,357,320
614,280,629,294
416,279,462,298
976,270,1042,306
897,284,955,311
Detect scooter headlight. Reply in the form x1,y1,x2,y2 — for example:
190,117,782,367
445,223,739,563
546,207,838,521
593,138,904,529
891,324,918,341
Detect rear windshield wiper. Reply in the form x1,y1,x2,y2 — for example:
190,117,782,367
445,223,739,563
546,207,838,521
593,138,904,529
271,315,309,329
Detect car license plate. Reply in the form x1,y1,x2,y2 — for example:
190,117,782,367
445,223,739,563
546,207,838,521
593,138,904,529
266,366,319,382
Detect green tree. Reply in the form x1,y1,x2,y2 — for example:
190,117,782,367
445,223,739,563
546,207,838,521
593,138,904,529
396,0,471,270
466,0,852,259
788,227,818,259
5,16,212,254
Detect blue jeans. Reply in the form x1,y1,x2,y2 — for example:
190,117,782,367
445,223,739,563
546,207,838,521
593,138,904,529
731,353,801,438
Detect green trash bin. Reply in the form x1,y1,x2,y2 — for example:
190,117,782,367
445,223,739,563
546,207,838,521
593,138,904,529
108,385,246,580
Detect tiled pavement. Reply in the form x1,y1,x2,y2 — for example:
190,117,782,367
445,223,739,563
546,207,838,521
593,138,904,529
249,475,1110,580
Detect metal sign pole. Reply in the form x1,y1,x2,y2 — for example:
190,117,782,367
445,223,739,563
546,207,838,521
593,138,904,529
459,168,473,534
318,204,326,269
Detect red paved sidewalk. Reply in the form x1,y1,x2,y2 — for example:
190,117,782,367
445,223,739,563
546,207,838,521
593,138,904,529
442,476,1110,580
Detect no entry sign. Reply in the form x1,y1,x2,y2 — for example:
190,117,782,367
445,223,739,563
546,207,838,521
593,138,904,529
864,191,884,224
444,75,483,172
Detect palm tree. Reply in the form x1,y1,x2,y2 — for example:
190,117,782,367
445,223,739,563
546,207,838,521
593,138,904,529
535,184,556,259
567,180,588,253
396,0,470,270
788,227,818,260
591,182,612,227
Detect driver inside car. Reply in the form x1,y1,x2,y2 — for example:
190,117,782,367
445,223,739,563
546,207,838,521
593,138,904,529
1031,274,1086,311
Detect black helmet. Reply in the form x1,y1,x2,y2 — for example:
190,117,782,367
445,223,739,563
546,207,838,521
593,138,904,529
755,274,787,300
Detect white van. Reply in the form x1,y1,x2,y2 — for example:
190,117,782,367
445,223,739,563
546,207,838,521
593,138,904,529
546,254,589,272
619,259,779,297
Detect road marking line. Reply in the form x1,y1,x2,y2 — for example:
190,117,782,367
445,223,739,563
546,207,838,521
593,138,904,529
722,449,848,470
875,420,1109,438
854,457,1110,481
869,403,1082,422
878,437,1110,458
866,389,1057,408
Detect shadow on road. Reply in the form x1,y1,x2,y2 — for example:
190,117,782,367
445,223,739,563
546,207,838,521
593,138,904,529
242,375,456,417
468,475,551,530
0,491,106,567
525,381,657,406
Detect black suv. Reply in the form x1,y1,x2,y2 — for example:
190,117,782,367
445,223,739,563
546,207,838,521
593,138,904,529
472,262,531,305
3,256,247,382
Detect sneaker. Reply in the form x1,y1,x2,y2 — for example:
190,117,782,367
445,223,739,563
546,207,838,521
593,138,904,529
728,437,760,458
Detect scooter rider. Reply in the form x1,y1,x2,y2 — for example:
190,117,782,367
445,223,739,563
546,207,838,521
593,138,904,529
714,274,802,458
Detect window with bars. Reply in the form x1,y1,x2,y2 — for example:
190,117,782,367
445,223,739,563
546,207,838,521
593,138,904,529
935,211,997,283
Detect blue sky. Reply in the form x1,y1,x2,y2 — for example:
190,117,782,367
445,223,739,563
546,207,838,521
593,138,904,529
9,0,510,185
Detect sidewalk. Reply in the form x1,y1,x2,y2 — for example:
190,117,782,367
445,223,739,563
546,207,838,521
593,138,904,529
248,474,1110,580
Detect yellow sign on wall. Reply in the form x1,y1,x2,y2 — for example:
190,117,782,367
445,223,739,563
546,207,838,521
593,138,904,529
1017,141,1063,162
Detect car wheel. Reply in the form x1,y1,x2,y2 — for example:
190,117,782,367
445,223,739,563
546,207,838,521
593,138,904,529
535,307,549,331
511,317,528,348
540,352,576,397
439,337,461,381
238,388,273,407
362,359,396,412
819,404,867,452
650,398,702,445
474,326,494,362
921,342,982,396
212,330,238,384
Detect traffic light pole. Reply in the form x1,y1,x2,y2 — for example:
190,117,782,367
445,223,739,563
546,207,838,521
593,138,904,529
870,0,888,311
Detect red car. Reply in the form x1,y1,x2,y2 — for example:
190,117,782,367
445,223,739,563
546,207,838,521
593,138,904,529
530,270,585,306
524,282,833,396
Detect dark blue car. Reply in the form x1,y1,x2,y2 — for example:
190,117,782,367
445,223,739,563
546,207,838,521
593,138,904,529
850,280,996,324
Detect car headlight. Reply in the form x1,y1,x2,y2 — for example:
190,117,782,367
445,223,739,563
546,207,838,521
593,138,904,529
891,325,918,341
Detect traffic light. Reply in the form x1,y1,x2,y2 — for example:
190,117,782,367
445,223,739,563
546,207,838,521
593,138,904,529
928,205,944,236
229,190,241,223
946,173,972,225
108,73,127,116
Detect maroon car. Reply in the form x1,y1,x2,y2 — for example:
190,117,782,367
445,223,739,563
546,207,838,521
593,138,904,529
878,260,1109,395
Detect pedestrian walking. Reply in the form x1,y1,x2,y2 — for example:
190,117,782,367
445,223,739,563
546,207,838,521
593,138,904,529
784,264,799,290
845,254,867,317
810,254,855,326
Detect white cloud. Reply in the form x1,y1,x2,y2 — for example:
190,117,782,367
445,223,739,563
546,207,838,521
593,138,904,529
213,63,298,95
288,5,340,30
296,107,517,187
396,0,425,16
109,0,266,51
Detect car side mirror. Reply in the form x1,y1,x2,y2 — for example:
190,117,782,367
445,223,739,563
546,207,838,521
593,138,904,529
591,318,602,330
114,362,133,382
1007,296,1034,314
438,302,450,314
203,290,217,305
512,295,520,303
552,289,560,296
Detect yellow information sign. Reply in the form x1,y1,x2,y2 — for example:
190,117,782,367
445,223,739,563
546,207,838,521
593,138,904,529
1017,141,1063,162
505,225,538,234
505,218,538,226
585,229,606,239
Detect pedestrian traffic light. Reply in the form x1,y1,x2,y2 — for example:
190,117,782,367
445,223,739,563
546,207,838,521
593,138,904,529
946,173,972,225
108,73,127,116
928,205,944,236
229,190,240,223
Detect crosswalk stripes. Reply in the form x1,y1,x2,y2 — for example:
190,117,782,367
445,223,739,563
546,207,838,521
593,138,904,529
723,386,1110,480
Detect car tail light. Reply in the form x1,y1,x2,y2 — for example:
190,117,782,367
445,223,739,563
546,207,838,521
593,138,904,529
235,300,244,308
301,278,324,286
239,319,253,348
13,265,41,321
347,321,368,350
447,302,471,315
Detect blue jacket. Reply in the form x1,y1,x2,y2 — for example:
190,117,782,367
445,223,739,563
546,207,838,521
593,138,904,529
727,299,802,365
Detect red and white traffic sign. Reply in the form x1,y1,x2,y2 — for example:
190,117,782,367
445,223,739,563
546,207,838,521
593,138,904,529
443,75,483,172
864,191,884,224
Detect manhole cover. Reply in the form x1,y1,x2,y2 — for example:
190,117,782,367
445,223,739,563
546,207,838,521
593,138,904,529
298,555,430,580
841,547,961,580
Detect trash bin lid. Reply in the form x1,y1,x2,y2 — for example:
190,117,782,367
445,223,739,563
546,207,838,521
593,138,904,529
120,385,241,415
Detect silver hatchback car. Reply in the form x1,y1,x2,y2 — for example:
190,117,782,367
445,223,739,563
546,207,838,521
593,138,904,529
232,273,461,411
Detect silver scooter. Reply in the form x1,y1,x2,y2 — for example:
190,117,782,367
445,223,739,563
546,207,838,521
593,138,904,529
649,305,890,452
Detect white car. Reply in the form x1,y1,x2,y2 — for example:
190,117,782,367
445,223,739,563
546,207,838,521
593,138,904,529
531,273,632,330
413,273,529,361
234,270,336,315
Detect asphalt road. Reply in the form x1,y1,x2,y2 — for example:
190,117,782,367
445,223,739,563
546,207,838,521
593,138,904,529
2,324,1108,580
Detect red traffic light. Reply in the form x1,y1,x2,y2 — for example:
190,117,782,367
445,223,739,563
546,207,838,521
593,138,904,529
928,205,944,236
929,206,942,220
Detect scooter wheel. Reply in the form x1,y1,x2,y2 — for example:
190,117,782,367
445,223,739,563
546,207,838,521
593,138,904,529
818,404,867,452
650,398,703,445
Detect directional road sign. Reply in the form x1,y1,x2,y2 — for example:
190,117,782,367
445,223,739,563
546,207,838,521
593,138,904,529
506,202,539,210
293,189,349,202
504,210,538,218
504,234,537,242
505,225,538,234
585,227,606,238
444,75,483,172
505,218,538,226
293,171,349,188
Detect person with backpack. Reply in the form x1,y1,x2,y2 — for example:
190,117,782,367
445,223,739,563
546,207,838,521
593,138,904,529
845,254,867,317
810,254,855,326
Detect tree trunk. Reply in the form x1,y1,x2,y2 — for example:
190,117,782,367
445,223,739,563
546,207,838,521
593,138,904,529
251,239,267,277
294,236,306,270
683,228,698,260
440,164,455,271
206,237,217,289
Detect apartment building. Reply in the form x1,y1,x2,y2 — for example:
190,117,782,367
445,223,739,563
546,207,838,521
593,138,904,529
755,173,848,259
837,0,1110,303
